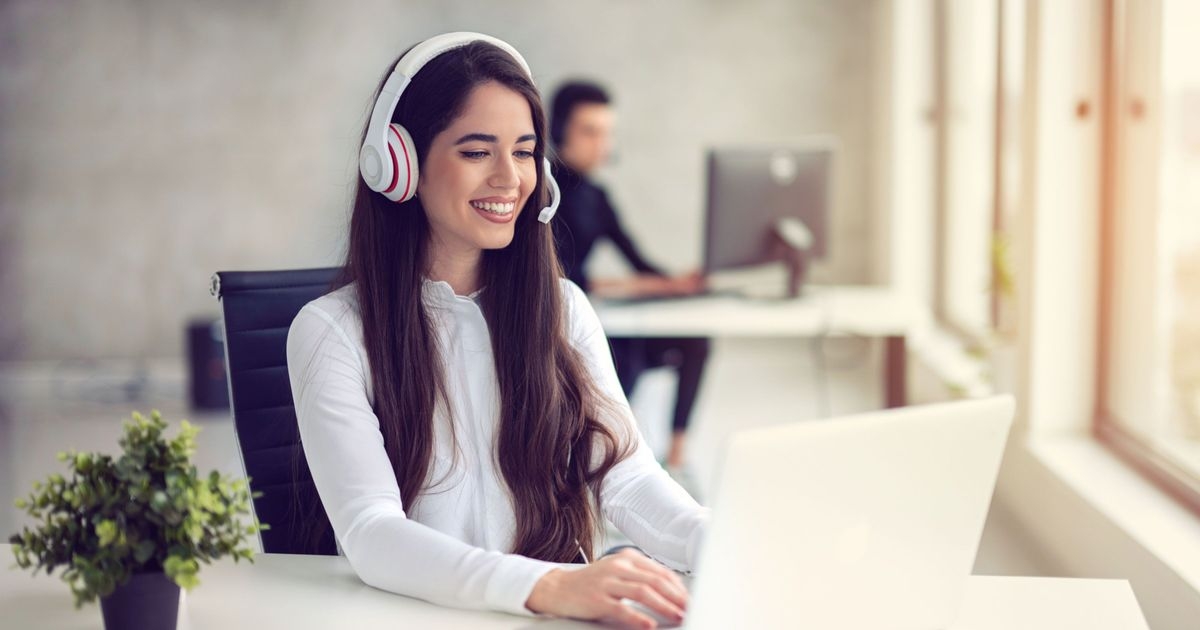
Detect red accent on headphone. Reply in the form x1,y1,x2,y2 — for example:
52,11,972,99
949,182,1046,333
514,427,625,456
384,139,399,194
383,126,413,200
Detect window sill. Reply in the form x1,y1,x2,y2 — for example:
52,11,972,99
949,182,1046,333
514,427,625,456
907,322,994,398
1024,435,1200,595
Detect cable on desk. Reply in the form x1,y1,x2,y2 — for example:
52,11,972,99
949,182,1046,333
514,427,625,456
811,289,833,419
808,288,874,419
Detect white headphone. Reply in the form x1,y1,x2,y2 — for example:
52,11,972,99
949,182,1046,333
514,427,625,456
358,32,561,224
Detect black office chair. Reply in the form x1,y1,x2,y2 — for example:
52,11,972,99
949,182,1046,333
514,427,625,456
210,267,342,555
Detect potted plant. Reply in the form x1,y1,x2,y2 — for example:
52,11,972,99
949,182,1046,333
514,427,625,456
9,410,265,630
961,231,1021,395
985,231,1020,394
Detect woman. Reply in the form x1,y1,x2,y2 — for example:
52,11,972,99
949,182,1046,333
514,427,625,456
285,33,708,628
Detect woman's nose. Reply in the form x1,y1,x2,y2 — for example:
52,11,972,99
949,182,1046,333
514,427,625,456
488,155,520,189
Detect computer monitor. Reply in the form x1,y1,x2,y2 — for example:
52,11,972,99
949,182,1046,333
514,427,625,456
703,141,833,295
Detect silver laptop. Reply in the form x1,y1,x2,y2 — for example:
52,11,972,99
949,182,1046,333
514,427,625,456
678,395,1014,630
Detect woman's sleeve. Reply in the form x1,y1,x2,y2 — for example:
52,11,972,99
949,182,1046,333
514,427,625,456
285,303,560,616
561,281,712,572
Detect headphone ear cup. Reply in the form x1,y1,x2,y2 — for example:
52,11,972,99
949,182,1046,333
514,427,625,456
382,123,420,202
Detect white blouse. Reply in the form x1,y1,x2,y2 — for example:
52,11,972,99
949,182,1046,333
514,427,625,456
285,277,710,616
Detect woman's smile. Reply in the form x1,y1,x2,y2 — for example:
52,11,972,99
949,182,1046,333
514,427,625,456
470,196,518,223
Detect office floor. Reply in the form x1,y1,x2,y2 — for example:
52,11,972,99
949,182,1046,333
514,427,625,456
0,341,1046,576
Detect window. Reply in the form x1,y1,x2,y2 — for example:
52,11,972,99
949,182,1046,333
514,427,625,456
937,0,1001,340
930,0,1028,345
1099,0,1200,512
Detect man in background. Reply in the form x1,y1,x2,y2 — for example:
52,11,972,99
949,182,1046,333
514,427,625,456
549,80,709,471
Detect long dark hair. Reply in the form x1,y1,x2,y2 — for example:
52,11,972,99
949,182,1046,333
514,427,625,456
311,41,632,563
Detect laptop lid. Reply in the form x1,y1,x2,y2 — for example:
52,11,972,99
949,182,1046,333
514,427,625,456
685,395,1015,630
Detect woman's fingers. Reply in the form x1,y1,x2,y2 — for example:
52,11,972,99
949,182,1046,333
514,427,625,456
622,570,687,611
629,553,688,592
612,554,688,610
612,579,686,623
602,598,658,630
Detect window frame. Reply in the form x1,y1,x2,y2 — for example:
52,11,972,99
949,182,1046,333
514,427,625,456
931,0,1010,345
1094,0,1200,517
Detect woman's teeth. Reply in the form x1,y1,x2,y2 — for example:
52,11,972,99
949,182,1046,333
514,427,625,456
470,201,515,215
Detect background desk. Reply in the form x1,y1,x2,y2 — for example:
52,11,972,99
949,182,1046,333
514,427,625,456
1,545,1148,629
592,286,930,408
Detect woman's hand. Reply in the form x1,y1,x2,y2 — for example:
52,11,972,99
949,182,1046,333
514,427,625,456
668,270,707,296
632,272,707,298
525,548,689,629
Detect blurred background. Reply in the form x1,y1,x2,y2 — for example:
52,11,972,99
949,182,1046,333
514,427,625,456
0,0,879,360
1,1,1197,628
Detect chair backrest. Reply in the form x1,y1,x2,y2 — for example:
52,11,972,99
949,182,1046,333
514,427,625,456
210,267,342,555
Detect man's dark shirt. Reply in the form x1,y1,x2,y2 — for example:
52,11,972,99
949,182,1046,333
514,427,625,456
551,162,664,289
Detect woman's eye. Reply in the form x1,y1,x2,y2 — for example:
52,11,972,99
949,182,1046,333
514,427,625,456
460,151,489,159
514,150,535,159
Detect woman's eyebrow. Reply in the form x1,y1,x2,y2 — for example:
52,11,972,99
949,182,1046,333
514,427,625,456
453,132,538,145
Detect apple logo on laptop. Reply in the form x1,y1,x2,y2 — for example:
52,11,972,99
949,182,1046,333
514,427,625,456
769,150,799,185
834,521,873,565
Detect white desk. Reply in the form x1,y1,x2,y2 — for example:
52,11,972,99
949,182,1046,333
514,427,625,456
1,545,1148,629
592,286,930,408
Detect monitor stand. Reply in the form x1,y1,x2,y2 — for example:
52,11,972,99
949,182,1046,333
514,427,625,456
772,217,813,298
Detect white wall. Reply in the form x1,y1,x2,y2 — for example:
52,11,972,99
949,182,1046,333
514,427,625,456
0,0,881,360
874,0,937,303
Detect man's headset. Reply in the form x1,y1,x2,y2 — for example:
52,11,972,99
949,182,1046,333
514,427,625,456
358,32,561,224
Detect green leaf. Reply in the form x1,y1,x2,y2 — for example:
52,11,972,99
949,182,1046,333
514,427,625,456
133,540,156,564
95,520,118,547
174,572,200,590
164,555,200,590
185,519,203,543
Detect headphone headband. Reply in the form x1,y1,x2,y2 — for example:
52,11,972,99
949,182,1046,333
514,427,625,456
396,32,531,82
359,32,559,223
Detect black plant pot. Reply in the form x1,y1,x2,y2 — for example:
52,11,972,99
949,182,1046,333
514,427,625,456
99,570,180,630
